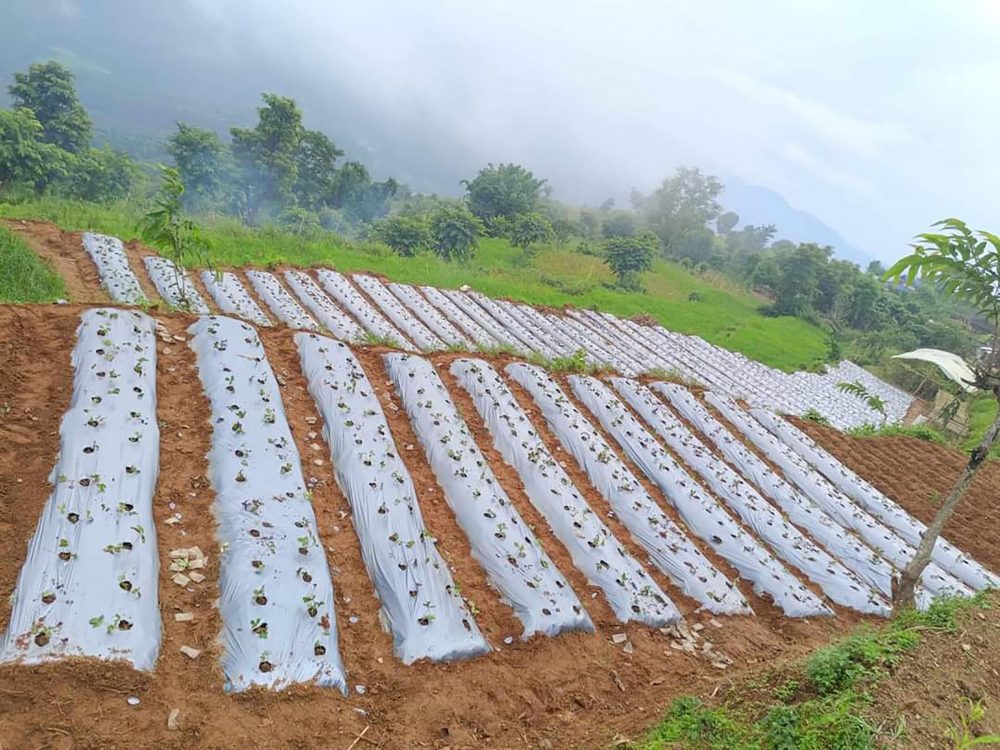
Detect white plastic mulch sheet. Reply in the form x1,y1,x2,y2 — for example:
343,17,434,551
353,275,445,352
507,305,576,357
701,392,972,599
190,316,346,692
143,256,210,313
507,364,749,614
283,270,364,342
517,306,610,368
612,379,890,616
568,374,832,618
200,271,272,327
752,410,1000,591
466,292,556,358
81,233,147,304
440,289,528,353
555,315,644,376
388,283,472,349
0,308,160,669
651,382,914,606
244,270,319,331
296,334,488,662
449,359,681,626
315,269,415,350
385,355,594,636
419,286,500,349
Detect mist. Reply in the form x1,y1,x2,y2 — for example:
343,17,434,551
3,0,1000,261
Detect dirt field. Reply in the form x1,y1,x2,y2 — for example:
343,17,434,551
793,419,1000,574
0,222,997,749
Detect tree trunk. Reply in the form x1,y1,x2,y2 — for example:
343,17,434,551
892,399,1000,615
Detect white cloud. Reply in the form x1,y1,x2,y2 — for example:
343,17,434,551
713,68,911,158
780,142,874,195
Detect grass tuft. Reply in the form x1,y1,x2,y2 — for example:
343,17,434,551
0,226,66,303
636,593,992,750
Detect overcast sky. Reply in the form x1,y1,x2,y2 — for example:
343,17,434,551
14,1,1000,261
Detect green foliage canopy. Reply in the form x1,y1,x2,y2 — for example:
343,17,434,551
462,162,547,224
370,214,432,256
604,230,658,290
429,203,482,263
8,61,91,153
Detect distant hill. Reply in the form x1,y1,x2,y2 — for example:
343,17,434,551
720,176,874,266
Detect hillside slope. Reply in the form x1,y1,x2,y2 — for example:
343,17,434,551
0,200,830,372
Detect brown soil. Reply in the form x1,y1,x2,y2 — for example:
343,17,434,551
4,219,109,304
793,419,1000,575
186,268,221,315
698,594,1000,750
0,303,996,749
121,239,162,303
868,596,1000,748
0,306,80,635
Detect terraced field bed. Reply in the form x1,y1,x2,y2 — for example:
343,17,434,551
0,222,996,749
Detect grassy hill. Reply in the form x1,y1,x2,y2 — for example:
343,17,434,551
0,197,830,372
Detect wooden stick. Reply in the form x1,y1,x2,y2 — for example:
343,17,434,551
346,725,370,750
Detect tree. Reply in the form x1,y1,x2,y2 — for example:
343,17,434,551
579,208,601,239
716,211,740,235
61,145,138,202
508,212,552,254
604,231,658,290
138,166,211,311
167,123,231,209
461,163,547,224
772,243,831,317
634,167,723,254
429,203,482,263
330,161,397,224
866,260,885,277
293,129,343,210
8,61,91,153
230,93,304,221
884,218,1000,614
0,108,68,192
673,226,717,264
601,210,636,239
275,206,322,236
371,214,432,256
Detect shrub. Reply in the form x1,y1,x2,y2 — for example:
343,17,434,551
369,214,431,256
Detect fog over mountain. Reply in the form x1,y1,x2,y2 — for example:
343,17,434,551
4,0,1000,263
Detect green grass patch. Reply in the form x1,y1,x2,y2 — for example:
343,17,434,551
963,396,1000,459
0,197,830,371
846,422,949,444
0,225,66,303
635,593,991,750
